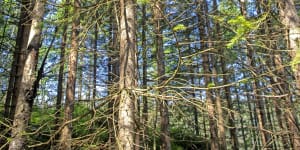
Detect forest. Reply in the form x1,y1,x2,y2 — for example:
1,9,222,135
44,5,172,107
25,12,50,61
0,0,300,149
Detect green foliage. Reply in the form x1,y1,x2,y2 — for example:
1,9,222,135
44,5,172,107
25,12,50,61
291,50,300,72
137,0,149,5
216,0,268,48
170,127,209,150
218,0,240,16
173,24,187,32
226,15,254,48
31,106,55,124
207,82,215,88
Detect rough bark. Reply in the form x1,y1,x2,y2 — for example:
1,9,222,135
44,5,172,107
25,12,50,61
1,0,31,147
141,3,148,149
107,4,118,148
9,0,33,122
211,55,226,150
8,1,45,149
211,0,228,148
58,0,80,149
196,0,218,149
55,14,68,135
278,0,300,149
152,0,171,149
220,43,238,150
117,0,137,148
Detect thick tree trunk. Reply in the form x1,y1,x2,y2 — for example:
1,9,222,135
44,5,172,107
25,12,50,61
0,0,31,147
9,0,33,122
117,0,137,148
278,0,300,149
8,1,45,149
58,0,80,149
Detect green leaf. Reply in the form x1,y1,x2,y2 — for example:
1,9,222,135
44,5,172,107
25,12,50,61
137,0,149,5
207,82,215,88
173,24,187,32
291,50,300,72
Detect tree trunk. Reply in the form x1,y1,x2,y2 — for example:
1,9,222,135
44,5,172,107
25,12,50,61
278,0,300,149
1,0,31,147
211,54,226,150
55,11,68,138
117,0,137,148
141,3,148,149
8,1,45,149
211,1,228,148
220,44,238,150
197,0,218,149
58,0,80,149
153,0,171,149
235,85,247,149
9,0,33,122
107,4,119,148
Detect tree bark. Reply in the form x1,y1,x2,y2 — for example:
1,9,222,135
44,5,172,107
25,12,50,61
152,0,171,149
278,0,300,149
1,0,31,147
107,6,118,149
55,9,68,139
58,0,80,149
8,1,45,149
9,0,33,122
117,0,137,148
141,3,148,149
196,0,218,149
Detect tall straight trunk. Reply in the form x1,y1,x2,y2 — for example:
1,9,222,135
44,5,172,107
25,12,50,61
92,17,98,113
184,28,199,136
197,0,218,149
59,0,80,149
271,54,291,149
211,1,227,148
246,93,258,150
248,47,270,148
240,1,270,148
1,0,31,147
189,67,199,136
220,45,238,150
235,85,247,149
77,54,83,100
8,1,45,149
202,52,218,150
141,3,148,149
278,0,300,148
9,0,33,122
117,0,137,148
56,0,69,129
107,4,118,148
211,55,226,150
153,1,171,149
264,14,291,148
55,14,68,132
216,1,239,149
